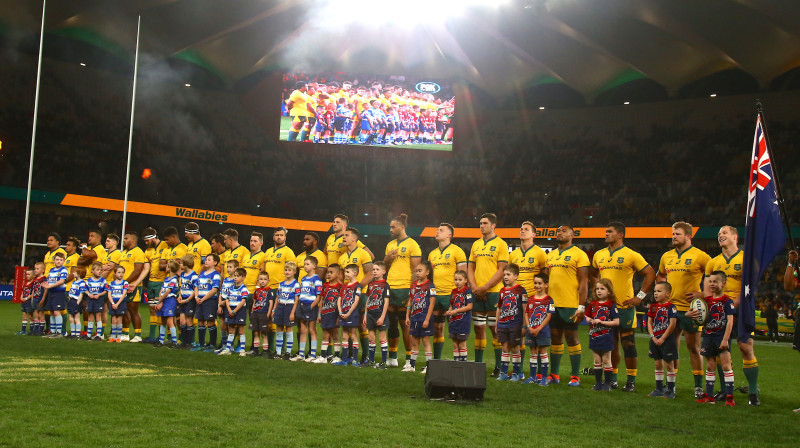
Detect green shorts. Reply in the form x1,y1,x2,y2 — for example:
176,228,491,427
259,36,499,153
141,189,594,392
434,295,451,312
550,307,578,330
125,285,143,303
389,288,409,308
472,292,499,313
617,307,637,330
676,311,699,333
146,282,162,306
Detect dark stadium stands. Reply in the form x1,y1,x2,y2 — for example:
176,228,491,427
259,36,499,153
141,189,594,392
2,48,800,312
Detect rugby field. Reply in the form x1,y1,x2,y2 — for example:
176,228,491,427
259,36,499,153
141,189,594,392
0,302,798,448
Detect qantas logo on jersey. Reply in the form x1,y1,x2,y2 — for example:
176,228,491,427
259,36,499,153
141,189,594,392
175,207,228,222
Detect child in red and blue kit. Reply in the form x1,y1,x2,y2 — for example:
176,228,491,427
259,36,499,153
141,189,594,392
586,279,619,391
496,264,527,382
696,271,736,406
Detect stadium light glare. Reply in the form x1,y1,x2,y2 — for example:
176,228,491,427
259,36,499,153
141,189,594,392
710,93,717,98
623,101,630,105
80,62,86,66
325,0,507,26
184,83,191,87
539,106,545,110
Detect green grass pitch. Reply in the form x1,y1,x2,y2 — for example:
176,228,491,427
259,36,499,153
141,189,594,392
279,116,452,151
1,301,798,447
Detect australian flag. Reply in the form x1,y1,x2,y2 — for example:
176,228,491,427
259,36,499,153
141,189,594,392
739,116,786,338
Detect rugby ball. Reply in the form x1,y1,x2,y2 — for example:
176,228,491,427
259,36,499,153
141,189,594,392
689,298,708,326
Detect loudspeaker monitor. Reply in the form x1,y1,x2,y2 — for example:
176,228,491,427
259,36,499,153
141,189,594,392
424,360,486,401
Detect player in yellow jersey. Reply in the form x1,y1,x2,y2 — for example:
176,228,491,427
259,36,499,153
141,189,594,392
101,234,122,326
102,234,122,283
78,230,106,279
296,232,327,282
286,81,316,142
184,222,212,274
63,237,82,286
41,233,67,334
119,231,148,342
210,233,226,257
507,221,548,375
243,232,267,293
42,233,66,275
509,222,548,297
338,226,373,364
143,227,168,342
428,223,467,360
220,229,250,278
384,214,422,368
590,222,655,391
657,221,711,398
703,226,760,406
77,230,106,335
242,231,267,352
468,213,509,375
325,214,373,268
545,225,590,386
264,227,296,351
263,227,296,289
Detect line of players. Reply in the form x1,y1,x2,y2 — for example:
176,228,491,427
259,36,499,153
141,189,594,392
285,81,454,145
17,214,767,406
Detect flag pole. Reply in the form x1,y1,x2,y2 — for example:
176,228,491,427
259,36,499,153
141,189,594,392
122,15,142,235
755,99,795,250
20,0,47,267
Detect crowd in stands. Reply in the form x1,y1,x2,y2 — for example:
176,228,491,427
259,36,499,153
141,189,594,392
2,48,800,305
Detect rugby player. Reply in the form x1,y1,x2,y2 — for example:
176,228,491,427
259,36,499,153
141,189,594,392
384,214,422,368
428,223,467,360
286,81,316,142
703,226,759,406
143,227,168,342
467,213,508,376
184,222,212,274
657,221,711,398
337,227,373,363
296,232,327,282
325,214,374,269
119,231,148,342
243,231,267,351
264,227,296,353
590,222,655,391
545,225,590,386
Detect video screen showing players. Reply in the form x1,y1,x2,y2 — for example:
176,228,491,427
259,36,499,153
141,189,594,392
280,71,454,151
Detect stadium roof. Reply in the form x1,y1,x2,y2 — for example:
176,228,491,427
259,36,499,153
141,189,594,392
2,0,800,102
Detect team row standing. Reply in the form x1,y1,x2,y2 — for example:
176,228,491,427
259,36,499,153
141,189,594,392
28,214,761,405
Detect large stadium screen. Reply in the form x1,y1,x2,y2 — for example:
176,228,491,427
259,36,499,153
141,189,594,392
280,71,454,151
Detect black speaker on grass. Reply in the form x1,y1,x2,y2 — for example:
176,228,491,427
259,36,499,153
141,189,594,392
424,360,486,401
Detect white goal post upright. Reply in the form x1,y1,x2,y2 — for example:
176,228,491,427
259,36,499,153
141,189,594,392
20,0,47,267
